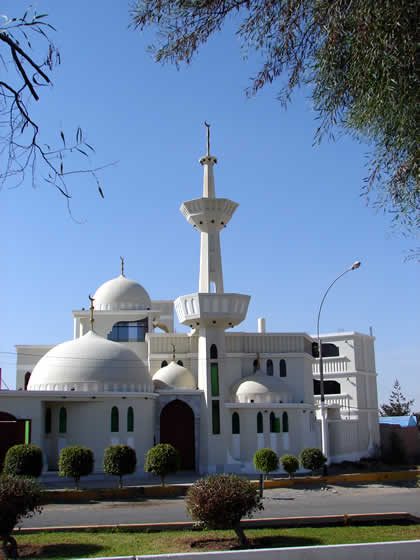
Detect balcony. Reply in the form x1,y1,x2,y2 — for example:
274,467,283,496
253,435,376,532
312,356,350,374
175,292,250,329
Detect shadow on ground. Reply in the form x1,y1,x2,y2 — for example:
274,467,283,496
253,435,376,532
16,543,103,558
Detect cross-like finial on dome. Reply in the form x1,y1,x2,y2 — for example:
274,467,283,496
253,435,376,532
120,256,125,276
204,121,210,156
88,294,95,330
171,343,176,361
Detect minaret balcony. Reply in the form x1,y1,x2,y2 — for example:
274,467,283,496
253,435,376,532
175,293,250,329
180,198,238,233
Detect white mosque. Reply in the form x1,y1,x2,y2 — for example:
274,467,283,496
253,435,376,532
0,129,380,474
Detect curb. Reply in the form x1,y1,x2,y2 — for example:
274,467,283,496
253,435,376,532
15,512,420,535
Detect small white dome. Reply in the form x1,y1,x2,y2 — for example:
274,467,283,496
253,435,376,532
93,275,151,311
27,331,152,392
153,361,196,390
233,370,291,404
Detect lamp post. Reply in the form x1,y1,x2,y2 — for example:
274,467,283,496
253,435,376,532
317,261,361,465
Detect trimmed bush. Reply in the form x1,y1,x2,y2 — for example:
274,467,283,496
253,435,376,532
253,448,279,478
144,444,180,486
58,446,94,489
299,447,327,473
103,445,137,488
0,475,42,558
280,454,299,478
3,444,43,478
186,474,263,547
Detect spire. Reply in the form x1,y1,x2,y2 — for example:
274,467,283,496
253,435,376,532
120,256,125,276
88,294,95,331
199,121,217,199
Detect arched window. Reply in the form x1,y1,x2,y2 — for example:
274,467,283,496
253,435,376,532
270,412,280,433
177,360,184,366
257,412,263,433
280,359,287,377
45,408,51,434
127,407,134,432
111,406,119,432
253,359,258,373
24,372,31,390
232,412,240,434
161,360,168,368
210,344,218,359
59,407,67,433
267,359,273,376
210,363,219,396
282,411,289,433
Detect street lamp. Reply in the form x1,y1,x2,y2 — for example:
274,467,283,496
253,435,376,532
316,261,361,465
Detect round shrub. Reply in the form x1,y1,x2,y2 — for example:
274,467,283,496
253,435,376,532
58,446,94,489
280,454,299,478
186,474,263,547
103,445,137,488
0,474,42,557
3,444,43,478
144,443,180,486
253,448,279,477
299,447,327,473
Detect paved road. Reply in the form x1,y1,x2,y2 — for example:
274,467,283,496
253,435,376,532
22,481,420,529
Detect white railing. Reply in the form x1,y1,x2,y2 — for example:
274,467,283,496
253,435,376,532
312,356,349,374
314,393,351,410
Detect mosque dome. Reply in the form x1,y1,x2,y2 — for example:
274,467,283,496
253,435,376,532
93,275,151,311
233,370,291,404
27,330,152,392
153,361,196,390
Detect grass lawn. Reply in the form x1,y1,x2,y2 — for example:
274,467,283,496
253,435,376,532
11,524,420,559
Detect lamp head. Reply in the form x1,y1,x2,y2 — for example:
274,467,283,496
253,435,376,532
351,261,361,270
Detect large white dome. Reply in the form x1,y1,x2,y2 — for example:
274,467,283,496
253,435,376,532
233,370,291,404
93,275,151,311
153,361,196,390
27,331,152,392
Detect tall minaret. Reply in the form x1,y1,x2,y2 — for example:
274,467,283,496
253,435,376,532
175,125,250,472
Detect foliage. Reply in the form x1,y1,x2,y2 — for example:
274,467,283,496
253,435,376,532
380,379,414,417
131,0,419,243
0,474,42,558
253,448,279,477
144,444,180,486
185,474,263,546
103,445,137,488
58,446,94,490
299,448,326,473
3,444,43,478
280,454,299,478
0,8,106,205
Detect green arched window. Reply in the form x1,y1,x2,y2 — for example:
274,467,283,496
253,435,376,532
111,406,119,432
257,412,263,433
59,407,67,433
232,412,240,434
282,411,289,432
210,363,219,396
127,407,134,432
270,412,280,433
45,408,52,434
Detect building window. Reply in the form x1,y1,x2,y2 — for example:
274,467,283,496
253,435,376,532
161,360,168,368
59,407,67,433
127,407,134,432
267,359,273,376
313,380,341,395
212,401,220,434
257,412,263,433
253,359,259,373
108,318,148,342
232,412,240,434
24,372,31,390
282,412,289,432
111,406,119,432
280,359,287,377
177,360,184,366
45,408,51,434
210,344,218,359
270,412,280,433
210,363,219,396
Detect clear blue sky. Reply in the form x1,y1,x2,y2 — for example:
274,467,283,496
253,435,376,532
1,1,419,410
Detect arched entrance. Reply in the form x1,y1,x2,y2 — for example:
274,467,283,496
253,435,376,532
160,400,195,470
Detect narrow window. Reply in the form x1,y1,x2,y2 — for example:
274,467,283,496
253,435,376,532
161,360,168,368
267,359,273,376
111,406,119,432
232,412,240,434
270,412,280,433
280,359,287,377
210,344,218,359
253,359,259,373
212,401,220,434
59,407,67,433
257,412,263,433
24,371,31,390
127,406,134,432
45,408,51,434
210,363,219,396
177,360,184,366
282,411,289,432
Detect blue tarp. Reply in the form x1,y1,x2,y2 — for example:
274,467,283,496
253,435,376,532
379,415,418,427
